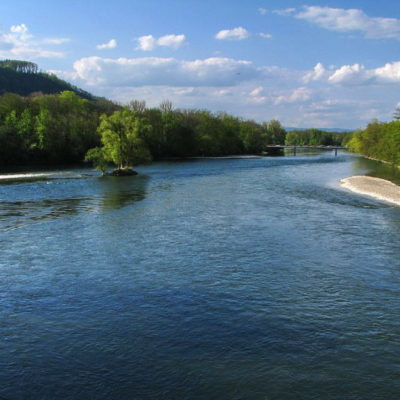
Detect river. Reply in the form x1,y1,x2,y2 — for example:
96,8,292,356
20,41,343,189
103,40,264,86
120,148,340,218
0,151,399,400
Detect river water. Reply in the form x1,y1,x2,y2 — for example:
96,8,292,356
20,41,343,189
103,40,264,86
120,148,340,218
0,151,399,400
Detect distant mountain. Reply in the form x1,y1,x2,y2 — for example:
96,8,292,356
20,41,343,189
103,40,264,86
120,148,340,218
0,59,94,99
284,127,355,133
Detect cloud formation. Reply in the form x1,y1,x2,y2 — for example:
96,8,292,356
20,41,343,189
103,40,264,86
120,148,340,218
294,6,400,40
303,62,328,83
248,86,267,103
72,56,260,86
58,55,400,129
274,87,312,104
136,34,187,51
0,24,68,59
305,61,400,85
96,39,117,50
215,27,250,40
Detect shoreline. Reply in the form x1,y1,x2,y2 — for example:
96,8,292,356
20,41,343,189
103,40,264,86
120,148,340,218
341,175,400,206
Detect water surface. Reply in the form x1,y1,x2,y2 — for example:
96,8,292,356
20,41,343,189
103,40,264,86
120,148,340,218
0,152,399,400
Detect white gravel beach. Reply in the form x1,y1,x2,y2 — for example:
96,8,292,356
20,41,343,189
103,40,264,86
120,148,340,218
341,175,400,206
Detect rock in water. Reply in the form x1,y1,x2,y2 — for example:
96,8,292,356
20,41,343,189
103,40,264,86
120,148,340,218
106,168,138,176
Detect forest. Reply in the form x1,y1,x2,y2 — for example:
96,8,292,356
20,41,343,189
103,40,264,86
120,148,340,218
0,90,351,169
0,91,289,167
347,119,400,166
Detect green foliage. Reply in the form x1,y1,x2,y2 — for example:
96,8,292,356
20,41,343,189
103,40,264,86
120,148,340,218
264,120,286,145
93,109,152,169
0,90,290,168
348,120,400,165
0,90,112,167
285,129,349,146
84,147,109,174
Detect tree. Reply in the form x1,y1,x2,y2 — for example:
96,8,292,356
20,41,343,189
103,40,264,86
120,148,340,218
129,100,146,114
84,147,109,174
240,120,265,153
265,120,286,144
86,108,152,172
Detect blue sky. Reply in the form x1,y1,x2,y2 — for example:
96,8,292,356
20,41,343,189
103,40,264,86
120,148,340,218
1,0,400,129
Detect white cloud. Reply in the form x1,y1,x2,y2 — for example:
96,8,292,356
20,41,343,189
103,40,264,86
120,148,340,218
43,38,70,45
157,34,187,49
374,61,400,82
259,33,272,39
248,86,267,103
58,55,400,129
303,62,328,83
214,89,232,96
249,87,264,97
72,56,260,86
328,64,365,84
295,6,400,40
215,27,250,40
273,8,296,17
274,87,312,104
10,24,32,39
96,39,117,50
0,24,67,59
136,35,156,51
136,34,187,51
302,61,400,85
258,8,268,16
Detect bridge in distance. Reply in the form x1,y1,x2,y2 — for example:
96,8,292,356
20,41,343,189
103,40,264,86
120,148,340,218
264,145,348,156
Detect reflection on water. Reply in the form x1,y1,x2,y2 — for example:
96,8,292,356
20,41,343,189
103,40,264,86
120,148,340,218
99,175,149,210
0,174,149,230
0,197,92,230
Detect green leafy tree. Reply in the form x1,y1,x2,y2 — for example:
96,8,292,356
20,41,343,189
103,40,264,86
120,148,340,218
84,147,109,174
88,109,152,171
348,120,400,166
264,120,286,145
240,120,265,153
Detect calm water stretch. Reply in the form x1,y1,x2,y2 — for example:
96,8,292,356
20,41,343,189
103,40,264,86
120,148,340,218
0,151,400,400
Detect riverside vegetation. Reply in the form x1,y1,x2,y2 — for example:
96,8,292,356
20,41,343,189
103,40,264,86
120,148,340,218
0,91,349,172
0,59,398,172
346,118,400,166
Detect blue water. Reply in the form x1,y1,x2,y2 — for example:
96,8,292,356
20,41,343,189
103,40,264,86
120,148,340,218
0,152,399,400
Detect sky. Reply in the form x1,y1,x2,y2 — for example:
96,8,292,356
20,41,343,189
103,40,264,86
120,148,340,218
1,0,400,129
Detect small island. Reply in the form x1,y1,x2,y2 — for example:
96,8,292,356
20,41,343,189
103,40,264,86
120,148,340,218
84,109,151,176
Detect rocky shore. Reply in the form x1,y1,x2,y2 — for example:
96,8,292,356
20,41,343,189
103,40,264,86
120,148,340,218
341,175,400,206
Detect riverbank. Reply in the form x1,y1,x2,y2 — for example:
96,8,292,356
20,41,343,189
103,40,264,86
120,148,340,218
341,175,400,206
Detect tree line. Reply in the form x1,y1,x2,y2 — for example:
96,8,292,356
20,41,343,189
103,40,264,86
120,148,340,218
0,90,356,170
346,118,400,166
0,91,118,166
0,92,290,168
284,129,350,146
0,60,39,74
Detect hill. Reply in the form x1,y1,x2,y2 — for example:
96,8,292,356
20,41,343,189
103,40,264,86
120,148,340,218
0,59,93,100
